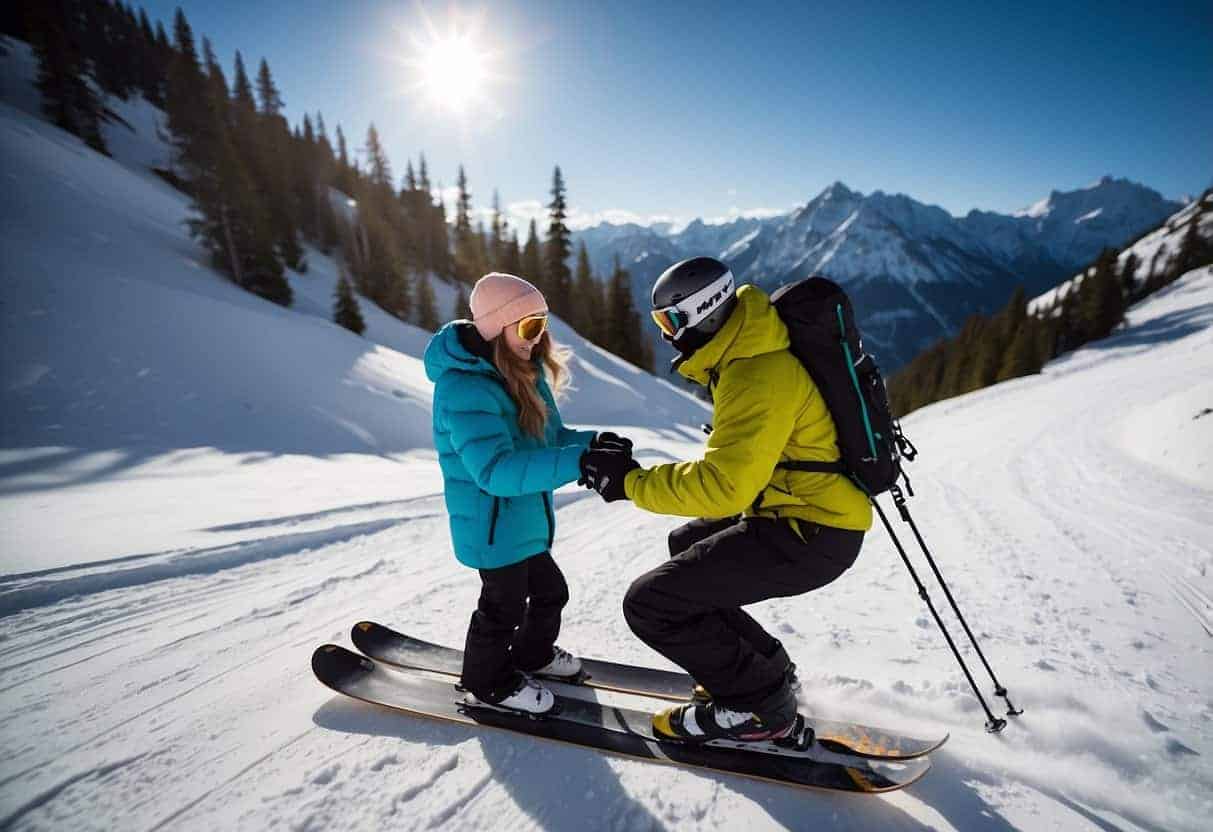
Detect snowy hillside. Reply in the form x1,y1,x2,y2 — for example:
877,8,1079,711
1030,193,1213,315
4,32,1213,832
0,46,709,572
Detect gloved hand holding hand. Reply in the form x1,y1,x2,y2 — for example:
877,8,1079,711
578,447,640,503
590,431,634,453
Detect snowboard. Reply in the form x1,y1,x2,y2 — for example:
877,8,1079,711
312,644,931,794
350,621,947,760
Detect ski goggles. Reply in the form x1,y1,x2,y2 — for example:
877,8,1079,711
650,307,688,338
649,270,735,339
516,313,549,341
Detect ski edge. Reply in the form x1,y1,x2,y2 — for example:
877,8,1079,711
312,644,932,795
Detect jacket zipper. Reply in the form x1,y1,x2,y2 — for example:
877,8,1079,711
487,496,501,545
541,493,555,548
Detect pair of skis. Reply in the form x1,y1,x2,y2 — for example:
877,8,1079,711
311,622,947,794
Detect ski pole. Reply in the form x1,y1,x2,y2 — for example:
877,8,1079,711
871,494,1008,733
887,484,1023,719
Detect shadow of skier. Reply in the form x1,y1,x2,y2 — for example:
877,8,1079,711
312,695,666,829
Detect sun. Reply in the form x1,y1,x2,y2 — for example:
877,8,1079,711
417,36,487,114
395,8,509,121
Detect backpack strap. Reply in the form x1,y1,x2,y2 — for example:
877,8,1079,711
774,460,847,475
751,459,846,513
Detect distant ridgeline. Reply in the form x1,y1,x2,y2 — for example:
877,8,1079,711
2,2,655,370
888,191,1213,417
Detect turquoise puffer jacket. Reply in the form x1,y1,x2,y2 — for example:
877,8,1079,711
424,322,596,569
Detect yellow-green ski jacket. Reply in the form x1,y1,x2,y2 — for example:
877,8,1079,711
624,284,873,532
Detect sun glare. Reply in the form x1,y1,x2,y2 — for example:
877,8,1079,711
418,37,487,113
396,7,508,122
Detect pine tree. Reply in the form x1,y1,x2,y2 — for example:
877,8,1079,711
937,316,981,398
605,256,647,366
1119,252,1140,299
231,51,256,114
452,283,471,320
30,0,109,155
164,8,208,170
1032,312,1058,366
522,218,543,286
418,153,431,193
503,228,522,275
995,322,1037,382
1080,248,1124,342
490,190,506,270
544,166,573,314
3,1,28,40
453,165,479,283
334,271,366,334
962,319,1001,392
415,273,439,331
432,194,453,278
178,35,291,307
255,58,283,116
363,123,392,191
242,59,302,273
292,114,319,246
1173,216,1212,279
135,8,163,103
334,124,355,194
572,241,598,337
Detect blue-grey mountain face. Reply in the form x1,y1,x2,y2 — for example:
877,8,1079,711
572,177,1181,372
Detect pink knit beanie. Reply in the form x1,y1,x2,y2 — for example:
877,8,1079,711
469,272,548,340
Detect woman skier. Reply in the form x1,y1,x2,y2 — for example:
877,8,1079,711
424,271,628,714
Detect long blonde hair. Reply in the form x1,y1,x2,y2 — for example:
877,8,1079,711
491,331,571,438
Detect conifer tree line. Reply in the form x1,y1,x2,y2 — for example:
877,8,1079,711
888,190,1213,417
4,1,654,370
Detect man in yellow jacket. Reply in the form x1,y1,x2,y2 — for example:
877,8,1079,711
578,256,872,744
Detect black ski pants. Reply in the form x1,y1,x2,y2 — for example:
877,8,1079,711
623,515,863,710
461,551,569,701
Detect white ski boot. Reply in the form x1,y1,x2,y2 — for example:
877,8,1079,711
467,676,555,715
529,645,582,679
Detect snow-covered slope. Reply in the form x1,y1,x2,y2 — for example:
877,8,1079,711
4,33,1213,832
0,65,709,572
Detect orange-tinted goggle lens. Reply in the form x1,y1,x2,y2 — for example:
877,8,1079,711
650,307,685,337
517,314,548,341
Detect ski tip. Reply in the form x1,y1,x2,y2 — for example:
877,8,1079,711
351,621,390,646
312,643,374,688
846,755,932,792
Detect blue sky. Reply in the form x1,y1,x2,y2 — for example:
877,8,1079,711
140,0,1211,230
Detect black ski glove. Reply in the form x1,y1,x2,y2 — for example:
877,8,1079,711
578,448,640,503
590,431,634,453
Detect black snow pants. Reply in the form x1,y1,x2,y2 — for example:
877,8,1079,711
623,515,863,710
461,551,569,702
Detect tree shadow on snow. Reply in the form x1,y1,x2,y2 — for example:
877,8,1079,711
1091,305,1213,352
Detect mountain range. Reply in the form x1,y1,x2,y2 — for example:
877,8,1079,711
573,178,1182,370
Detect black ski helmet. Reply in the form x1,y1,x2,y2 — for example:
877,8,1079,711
650,257,738,353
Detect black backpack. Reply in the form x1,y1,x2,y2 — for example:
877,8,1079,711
768,276,916,496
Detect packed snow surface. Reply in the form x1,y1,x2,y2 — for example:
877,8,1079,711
3,41,1213,832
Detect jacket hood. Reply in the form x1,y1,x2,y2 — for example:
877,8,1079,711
677,284,790,386
424,321,499,383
